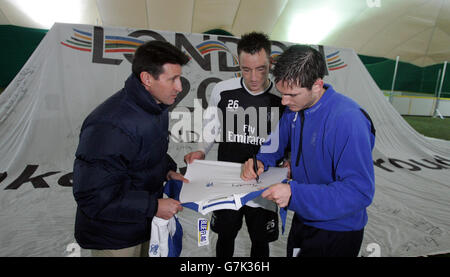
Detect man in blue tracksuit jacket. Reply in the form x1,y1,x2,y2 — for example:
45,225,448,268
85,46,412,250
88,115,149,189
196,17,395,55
73,41,189,257
242,45,376,257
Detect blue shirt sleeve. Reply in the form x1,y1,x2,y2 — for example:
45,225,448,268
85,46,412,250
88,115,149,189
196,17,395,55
288,109,375,222
257,111,292,170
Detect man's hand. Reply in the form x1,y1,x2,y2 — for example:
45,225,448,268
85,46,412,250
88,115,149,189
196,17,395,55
156,198,183,220
184,150,205,164
166,170,189,183
241,158,264,181
261,183,291,208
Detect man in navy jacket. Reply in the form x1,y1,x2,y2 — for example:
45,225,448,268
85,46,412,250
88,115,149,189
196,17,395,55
242,45,376,257
73,41,189,257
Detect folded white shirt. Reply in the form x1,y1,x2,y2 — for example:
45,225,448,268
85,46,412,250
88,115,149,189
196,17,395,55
149,216,179,257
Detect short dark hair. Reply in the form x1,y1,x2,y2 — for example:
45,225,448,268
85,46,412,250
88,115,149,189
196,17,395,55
273,45,326,90
132,40,189,79
237,32,271,57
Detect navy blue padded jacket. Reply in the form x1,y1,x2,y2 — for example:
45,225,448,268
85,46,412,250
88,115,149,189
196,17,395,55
73,74,176,250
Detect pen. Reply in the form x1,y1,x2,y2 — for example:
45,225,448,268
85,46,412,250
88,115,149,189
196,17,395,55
253,154,259,183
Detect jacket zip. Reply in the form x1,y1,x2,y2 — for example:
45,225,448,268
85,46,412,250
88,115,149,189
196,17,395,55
295,110,305,167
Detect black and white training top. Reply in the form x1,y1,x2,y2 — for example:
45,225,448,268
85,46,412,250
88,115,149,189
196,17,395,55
198,77,284,209
199,77,283,161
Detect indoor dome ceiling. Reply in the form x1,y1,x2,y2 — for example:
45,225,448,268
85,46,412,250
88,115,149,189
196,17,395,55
0,0,449,66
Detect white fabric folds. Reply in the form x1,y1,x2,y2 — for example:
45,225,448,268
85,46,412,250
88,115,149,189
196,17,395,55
149,216,182,257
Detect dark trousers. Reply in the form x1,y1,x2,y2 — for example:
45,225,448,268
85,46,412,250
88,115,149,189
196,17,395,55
211,206,278,257
287,215,364,257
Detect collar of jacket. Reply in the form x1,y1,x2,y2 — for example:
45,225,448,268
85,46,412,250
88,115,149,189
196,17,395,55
302,83,336,116
124,74,171,115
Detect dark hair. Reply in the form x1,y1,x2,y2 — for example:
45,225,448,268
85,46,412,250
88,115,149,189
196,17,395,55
273,45,326,90
237,32,271,57
132,40,189,79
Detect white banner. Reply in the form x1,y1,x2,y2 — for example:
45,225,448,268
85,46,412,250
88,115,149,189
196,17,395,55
0,23,449,257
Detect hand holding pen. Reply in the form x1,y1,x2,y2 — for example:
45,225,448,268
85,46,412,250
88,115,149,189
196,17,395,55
253,154,260,183
241,155,264,182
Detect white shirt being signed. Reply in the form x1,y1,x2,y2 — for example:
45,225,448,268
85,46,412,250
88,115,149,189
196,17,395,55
179,160,288,211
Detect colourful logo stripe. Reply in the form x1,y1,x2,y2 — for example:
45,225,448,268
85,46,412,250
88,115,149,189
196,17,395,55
326,50,347,71
64,39,91,48
196,41,234,54
200,47,228,55
74,32,92,41
61,28,92,52
326,51,339,59
105,49,136,53
196,40,241,77
198,44,228,53
70,36,91,45
103,36,144,54
197,40,227,48
105,44,139,53
196,41,239,64
105,40,142,47
104,43,139,49
105,35,144,44
327,60,344,66
73,28,92,37
271,50,282,60
329,64,347,71
60,41,91,52
327,55,339,62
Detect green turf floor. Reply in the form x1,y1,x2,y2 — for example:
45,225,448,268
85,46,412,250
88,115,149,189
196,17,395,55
402,116,450,141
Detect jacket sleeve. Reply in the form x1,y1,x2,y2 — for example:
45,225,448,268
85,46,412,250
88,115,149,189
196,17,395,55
165,153,177,177
256,111,291,170
287,110,375,221
73,122,157,223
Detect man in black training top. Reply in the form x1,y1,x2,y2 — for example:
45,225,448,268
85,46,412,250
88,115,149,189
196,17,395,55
184,32,284,257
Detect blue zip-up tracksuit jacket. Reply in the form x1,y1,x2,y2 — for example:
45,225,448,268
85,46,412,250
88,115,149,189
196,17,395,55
257,84,375,231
